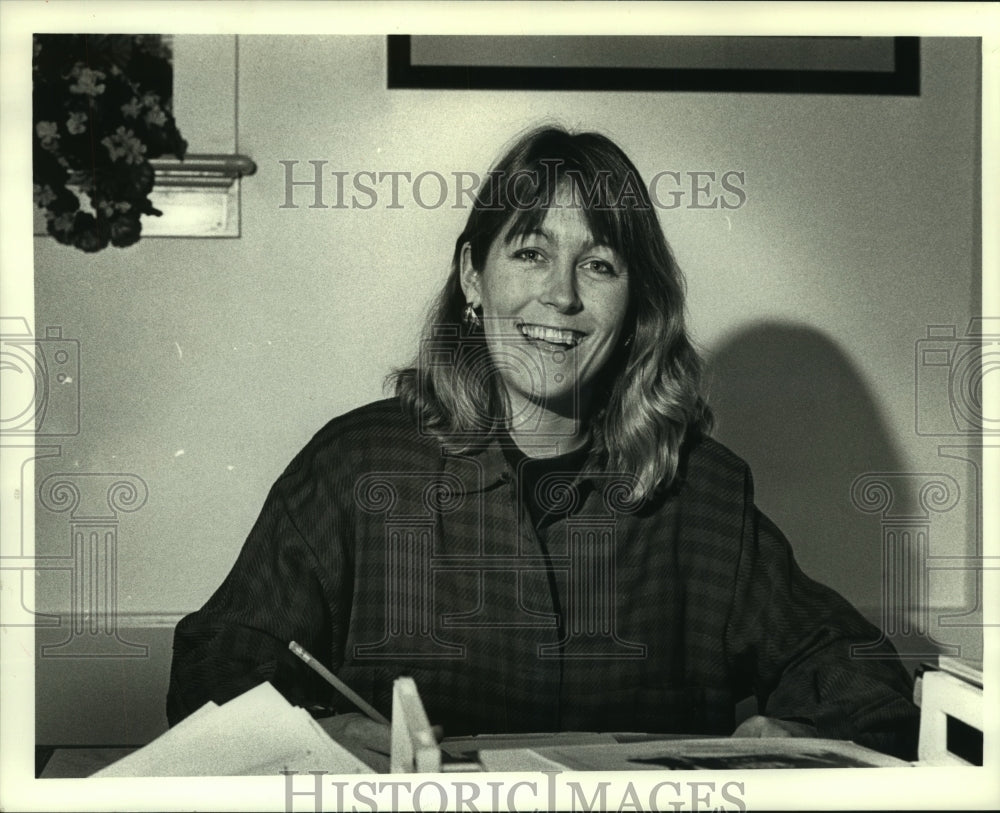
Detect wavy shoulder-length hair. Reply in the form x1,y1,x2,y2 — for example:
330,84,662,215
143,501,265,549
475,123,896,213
393,126,712,500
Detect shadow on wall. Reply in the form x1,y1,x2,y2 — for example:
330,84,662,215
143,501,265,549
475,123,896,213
703,321,945,663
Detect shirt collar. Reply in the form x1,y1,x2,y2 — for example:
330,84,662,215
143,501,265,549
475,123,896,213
441,433,603,495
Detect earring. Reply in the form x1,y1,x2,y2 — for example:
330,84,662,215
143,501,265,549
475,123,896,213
463,302,481,329
623,332,634,347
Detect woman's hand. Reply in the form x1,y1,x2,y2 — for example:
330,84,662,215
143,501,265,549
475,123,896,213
317,713,391,771
731,715,818,738
318,712,391,751
316,713,445,772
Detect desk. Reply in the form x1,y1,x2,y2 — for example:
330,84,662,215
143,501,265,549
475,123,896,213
38,734,911,777
37,747,137,779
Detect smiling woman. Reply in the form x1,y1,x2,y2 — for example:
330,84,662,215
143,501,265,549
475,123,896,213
167,125,920,765
397,127,711,496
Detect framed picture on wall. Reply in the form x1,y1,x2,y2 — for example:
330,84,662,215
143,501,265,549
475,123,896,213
387,35,920,95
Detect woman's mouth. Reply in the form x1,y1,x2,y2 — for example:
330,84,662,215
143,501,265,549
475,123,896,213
517,322,585,349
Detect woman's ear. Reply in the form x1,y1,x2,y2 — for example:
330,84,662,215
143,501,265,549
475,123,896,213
459,242,481,306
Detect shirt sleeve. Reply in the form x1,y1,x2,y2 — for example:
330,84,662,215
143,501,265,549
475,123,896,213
166,484,346,726
723,481,920,760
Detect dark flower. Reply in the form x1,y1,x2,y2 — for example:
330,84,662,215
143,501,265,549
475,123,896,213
132,162,155,195
145,107,168,127
47,212,77,245
35,120,60,150
66,111,88,134
121,97,142,118
67,65,107,96
71,212,109,253
102,126,147,164
109,214,142,247
48,186,81,216
33,184,57,208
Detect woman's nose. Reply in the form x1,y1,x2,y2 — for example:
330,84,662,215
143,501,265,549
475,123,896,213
540,265,582,314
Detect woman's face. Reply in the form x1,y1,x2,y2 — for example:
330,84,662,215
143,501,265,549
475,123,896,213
460,192,630,427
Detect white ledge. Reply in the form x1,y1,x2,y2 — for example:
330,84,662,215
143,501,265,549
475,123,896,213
149,153,257,189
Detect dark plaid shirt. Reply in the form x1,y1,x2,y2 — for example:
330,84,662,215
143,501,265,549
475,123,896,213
167,398,919,758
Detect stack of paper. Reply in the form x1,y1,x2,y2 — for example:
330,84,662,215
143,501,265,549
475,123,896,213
93,682,371,777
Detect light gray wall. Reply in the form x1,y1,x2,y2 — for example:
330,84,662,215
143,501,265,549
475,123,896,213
33,36,982,743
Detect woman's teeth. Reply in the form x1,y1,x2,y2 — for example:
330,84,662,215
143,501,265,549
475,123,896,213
518,323,582,347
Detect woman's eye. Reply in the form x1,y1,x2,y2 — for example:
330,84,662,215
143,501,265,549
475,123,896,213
514,249,543,263
583,259,616,276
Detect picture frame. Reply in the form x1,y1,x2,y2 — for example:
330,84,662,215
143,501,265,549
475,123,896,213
387,35,920,95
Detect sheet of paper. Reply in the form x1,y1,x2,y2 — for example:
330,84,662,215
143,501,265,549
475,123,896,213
478,747,568,772
93,683,370,777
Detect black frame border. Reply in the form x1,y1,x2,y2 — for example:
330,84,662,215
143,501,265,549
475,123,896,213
387,36,920,96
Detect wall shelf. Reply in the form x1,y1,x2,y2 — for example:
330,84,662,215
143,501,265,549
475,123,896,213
143,153,257,237
150,153,257,189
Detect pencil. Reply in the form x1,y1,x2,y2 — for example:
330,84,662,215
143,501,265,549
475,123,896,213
288,640,390,726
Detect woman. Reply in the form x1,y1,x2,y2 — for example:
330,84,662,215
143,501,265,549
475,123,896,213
167,127,919,762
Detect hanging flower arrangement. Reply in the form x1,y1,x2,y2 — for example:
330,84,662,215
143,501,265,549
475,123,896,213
32,34,188,252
